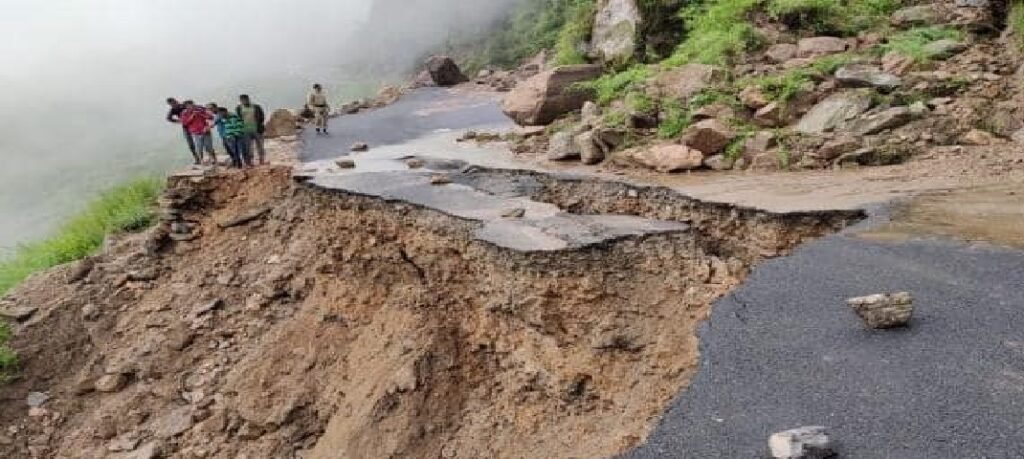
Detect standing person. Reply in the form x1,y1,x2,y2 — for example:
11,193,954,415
236,95,266,165
180,100,217,165
166,98,199,164
306,84,330,135
218,107,249,168
208,103,233,164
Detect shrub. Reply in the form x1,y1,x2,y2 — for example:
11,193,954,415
665,0,761,66
0,177,163,296
554,0,598,65
768,0,898,35
1013,1,1024,50
658,99,691,138
879,26,964,63
581,66,654,105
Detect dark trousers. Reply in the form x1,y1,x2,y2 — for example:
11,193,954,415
229,136,252,167
183,127,198,162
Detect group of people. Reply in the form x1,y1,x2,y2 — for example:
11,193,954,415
166,84,332,168
166,95,266,168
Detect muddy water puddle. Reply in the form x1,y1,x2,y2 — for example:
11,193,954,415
859,183,1024,249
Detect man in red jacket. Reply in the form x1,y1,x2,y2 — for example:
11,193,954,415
180,100,217,165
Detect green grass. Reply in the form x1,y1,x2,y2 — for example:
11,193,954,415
555,0,599,65
879,26,964,63
1013,1,1024,50
0,321,15,383
656,88,741,138
581,65,654,105
0,177,163,296
768,0,898,35
665,0,761,66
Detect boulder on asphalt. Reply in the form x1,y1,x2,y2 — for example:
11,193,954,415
575,131,605,165
769,426,836,459
591,0,642,63
335,159,356,169
502,64,604,126
547,131,582,161
680,118,734,155
765,43,798,63
263,109,298,138
922,39,967,59
891,5,945,27
648,63,722,101
797,37,847,58
350,142,369,152
424,56,468,87
630,144,705,172
835,65,902,91
796,90,873,134
849,107,913,135
847,292,914,329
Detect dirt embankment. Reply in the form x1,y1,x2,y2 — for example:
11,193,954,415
0,167,858,459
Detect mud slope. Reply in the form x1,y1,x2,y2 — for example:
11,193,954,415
0,167,858,459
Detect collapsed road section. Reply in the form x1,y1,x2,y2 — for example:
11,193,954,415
0,164,859,459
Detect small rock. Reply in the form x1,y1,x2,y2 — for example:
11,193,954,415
769,426,835,459
818,136,860,160
406,158,425,169
0,305,37,321
575,131,604,165
350,142,369,152
908,101,929,116
153,407,194,439
28,407,49,418
881,52,915,75
847,292,914,329
191,299,223,318
740,86,770,109
126,268,159,282
681,118,734,155
961,129,997,146
891,5,944,27
125,441,162,459
703,154,733,171
547,131,581,161
430,175,452,185
95,374,128,393
335,159,356,169
753,102,785,128
923,39,967,59
26,392,49,408
502,208,526,219
797,36,847,58
765,43,798,63
629,144,705,172
835,65,902,91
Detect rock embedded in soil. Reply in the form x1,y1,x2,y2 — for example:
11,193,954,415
850,107,914,135
797,37,847,58
769,426,836,458
835,65,902,91
0,305,37,321
923,39,968,60
25,392,49,408
648,63,722,101
681,118,734,155
765,43,798,63
94,374,128,393
847,292,914,329
796,90,873,134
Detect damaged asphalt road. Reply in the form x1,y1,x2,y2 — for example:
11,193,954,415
625,232,1024,458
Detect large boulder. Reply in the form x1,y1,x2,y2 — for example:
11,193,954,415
680,118,734,155
835,65,902,91
591,0,642,63
263,109,298,138
891,5,945,27
795,90,873,134
575,131,605,165
629,144,704,172
502,64,604,126
424,56,468,87
648,64,722,101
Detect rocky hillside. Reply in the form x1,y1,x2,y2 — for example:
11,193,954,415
475,0,1023,174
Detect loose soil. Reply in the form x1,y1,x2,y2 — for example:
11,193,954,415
0,166,857,459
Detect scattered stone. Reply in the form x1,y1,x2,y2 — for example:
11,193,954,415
263,109,298,138
153,407,194,439
908,101,929,117
335,159,356,169
81,303,100,321
215,206,270,229
28,407,49,418
881,52,915,75
26,392,49,408
590,0,642,62
740,86,770,109
405,158,425,169
797,37,847,58
922,39,967,60
66,259,95,283
191,299,223,318
430,175,452,185
850,107,913,135
0,305,37,321
648,64,722,101
765,43,798,63
769,426,836,459
350,142,369,152
502,208,526,219
575,131,605,165
424,55,468,86
891,5,944,27
753,102,785,128
547,131,582,161
502,64,604,125
835,65,902,91
817,136,861,161
681,118,734,155
123,441,161,459
581,101,601,126
629,144,705,172
796,91,872,134
94,374,128,393
961,129,998,146
703,154,733,171
742,131,778,163
847,292,914,329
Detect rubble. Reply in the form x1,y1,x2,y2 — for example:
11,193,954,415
847,292,914,328
769,426,836,459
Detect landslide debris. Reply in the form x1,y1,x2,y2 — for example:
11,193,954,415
0,166,858,458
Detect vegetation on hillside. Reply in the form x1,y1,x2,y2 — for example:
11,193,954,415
0,177,163,297
0,321,15,383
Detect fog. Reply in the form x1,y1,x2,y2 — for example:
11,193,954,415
0,0,521,249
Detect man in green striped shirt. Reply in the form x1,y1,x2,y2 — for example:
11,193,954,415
217,107,250,168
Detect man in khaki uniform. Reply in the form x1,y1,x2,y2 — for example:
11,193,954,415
307,84,330,135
